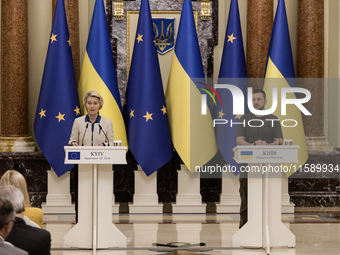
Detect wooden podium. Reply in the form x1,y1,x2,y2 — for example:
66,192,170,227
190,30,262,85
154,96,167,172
232,145,299,254
63,146,127,250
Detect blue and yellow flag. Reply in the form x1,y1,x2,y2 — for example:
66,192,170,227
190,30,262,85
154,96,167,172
78,0,127,147
215,0,248,173
124,0,173,176
165,0,217,172
34,0,80,177
263,0,308,175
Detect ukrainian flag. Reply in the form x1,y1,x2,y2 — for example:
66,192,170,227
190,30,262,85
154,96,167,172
78,0,127,147
165,0,217,172
240,151,253,160
263,0,308,175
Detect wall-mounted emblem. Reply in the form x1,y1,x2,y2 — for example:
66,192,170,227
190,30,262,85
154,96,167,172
152,18,175,54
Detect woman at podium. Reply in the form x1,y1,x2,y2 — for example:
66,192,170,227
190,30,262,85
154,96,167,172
69,91,114,146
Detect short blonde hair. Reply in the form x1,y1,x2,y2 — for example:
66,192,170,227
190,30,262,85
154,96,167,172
83,91,103,110
0,170,31,207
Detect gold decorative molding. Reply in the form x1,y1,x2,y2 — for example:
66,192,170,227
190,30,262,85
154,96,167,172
126,10,198,79
200,0,211,20
113,0,124,20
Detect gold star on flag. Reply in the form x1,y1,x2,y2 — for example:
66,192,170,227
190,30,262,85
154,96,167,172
143,111,153,122
218,110,225,119
227,33,236,43
56,112,65,122
68,38,71,46
50,33,57,43
74,106,80,115
161,105,167,115
130,109,135,119
235,114,242,119
136,33,143,43
39,109,46,119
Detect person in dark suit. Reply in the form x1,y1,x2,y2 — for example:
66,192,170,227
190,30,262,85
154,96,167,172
0,192,28,255
0,185,51,255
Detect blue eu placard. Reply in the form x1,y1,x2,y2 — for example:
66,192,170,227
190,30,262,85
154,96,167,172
68,152,80,160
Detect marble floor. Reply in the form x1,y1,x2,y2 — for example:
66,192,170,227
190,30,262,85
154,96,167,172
44,207,340,255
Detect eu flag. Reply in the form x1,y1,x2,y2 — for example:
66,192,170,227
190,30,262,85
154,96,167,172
166,0,217,172
124,0,173,176
34,0,80,177
263,0,308,175
215,0,248,173
78,0,127,147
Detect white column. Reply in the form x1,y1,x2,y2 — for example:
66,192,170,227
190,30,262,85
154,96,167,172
129,166,163,214
172,165,206,213
282,173,295,213
42,170,75,214
216,171,241,213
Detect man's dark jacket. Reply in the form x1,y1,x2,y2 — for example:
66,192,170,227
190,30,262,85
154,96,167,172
6,217,51,255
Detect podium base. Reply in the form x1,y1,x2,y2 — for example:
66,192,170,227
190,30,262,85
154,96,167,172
63,222,126,249
129,203,163,213
41,203,75,214
282,202,295,214
216,204,240,213
112,203,120,214
172,203,207,213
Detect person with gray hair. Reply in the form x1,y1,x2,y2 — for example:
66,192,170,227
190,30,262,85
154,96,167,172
69,90,114,146
0,188,28,255
0,185,51,255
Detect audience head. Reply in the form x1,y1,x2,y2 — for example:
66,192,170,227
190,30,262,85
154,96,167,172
0,187,15,238
0,185,25,215
0,170,31,207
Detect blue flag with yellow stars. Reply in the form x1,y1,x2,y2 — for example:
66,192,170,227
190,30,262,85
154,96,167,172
124,0,173,176
215,0,248,174
34,0,80,177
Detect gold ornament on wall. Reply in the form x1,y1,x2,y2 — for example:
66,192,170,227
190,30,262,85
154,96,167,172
200,0,211,20
113,0,124,20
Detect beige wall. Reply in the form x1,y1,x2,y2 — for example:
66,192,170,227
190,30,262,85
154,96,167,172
325,0,340,147
0,0,339,147
28,0,52,137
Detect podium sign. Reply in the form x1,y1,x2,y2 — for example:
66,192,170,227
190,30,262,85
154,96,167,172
233,145,299,164
64,146,127,164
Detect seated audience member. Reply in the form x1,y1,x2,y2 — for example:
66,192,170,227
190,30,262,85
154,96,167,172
0,170,43,228
0,185,51,255
0,191,28,255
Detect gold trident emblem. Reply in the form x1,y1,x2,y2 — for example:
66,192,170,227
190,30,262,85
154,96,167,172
153,21,173,53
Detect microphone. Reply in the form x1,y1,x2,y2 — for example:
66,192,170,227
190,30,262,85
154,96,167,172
82,123,89,146
98,124,110,146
